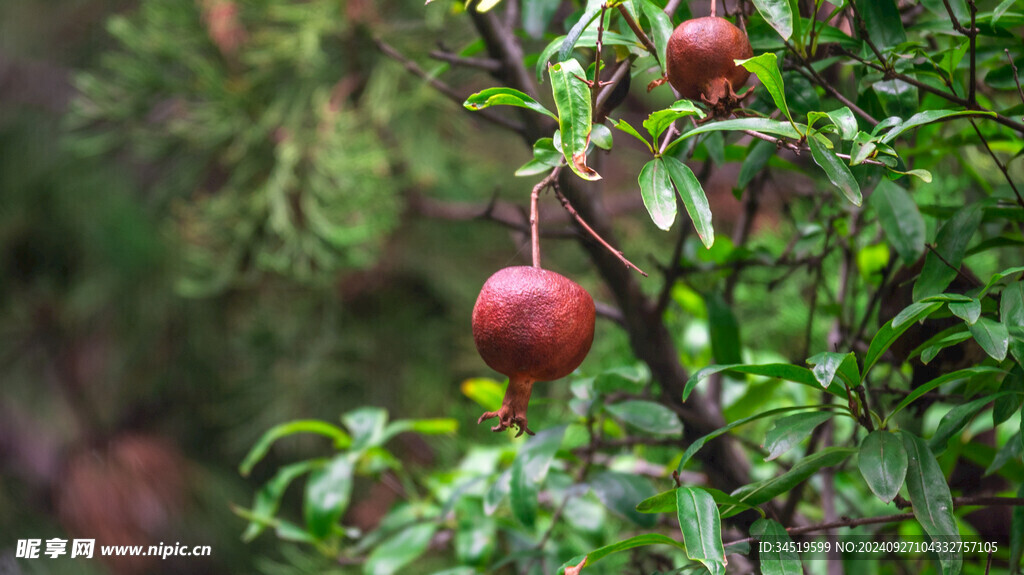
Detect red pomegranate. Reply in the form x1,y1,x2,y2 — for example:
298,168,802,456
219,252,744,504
666,16,753,106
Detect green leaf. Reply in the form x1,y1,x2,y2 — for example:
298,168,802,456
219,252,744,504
591,123,613,150
980,266,1024,299
605,400,683,435
663,155,714,248
886,367,1006,425
738,139,775,188
463,87,558,121
612,118,654,153
736,53,793,125
880,110,996,145
969,317,1010,361
676,487,726,575
303,453,354,539
1003,281,1024,327
461,378,505,412
874,79,918,119
706,293,741,364
639,159,676,231
870,179,925,265
239,420,351,476
589,471,657,527
242,460,318,542
515,138,562,176
858,430,908,504
994,367,1024,427
900,431,962,575
474,0,503,12
808,133,861,205
484,469,511,515
557,0,603,63
638,0,673,67
992,0,1017,25
643,100,706,142
751,0,793,40
637,488,762,516
510,425,566,527
363,522,438,575
665,118,803,155
985,432,1022,477
948,299,981,325
724,447,856,516
522,0,560,38
342,407,389,451
921,331,973,365
751,518,802,575
536,30,640,81
558,534,687,574
550,59,600,180
382,418,459,443
806,351,860,388
764,412,834,461
853,0,905,49
676,405,833,472
685,363,846,402
864,301,944,376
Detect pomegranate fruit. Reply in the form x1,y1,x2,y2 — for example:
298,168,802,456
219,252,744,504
666,16,752,108
472,266,595,436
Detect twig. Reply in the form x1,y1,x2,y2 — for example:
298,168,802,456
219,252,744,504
791,65,879,126
427,50,502,72
925,244,984,288
969,119,1024,209
711,0,717,18
664,0,686,17
617,4,661,67
595,59,632,117
846,1,888,67
1007,49,1024,109
531,169,562,268
374,37,525,135
554,186,648,276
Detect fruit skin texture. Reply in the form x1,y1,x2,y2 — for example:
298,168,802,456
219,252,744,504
472,266,596,436
666,16,752,106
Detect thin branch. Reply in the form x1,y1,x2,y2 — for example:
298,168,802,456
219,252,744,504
595,58,633,116
374,37,525,135
711,0,717,18
791,65,879,126
969,119,1024,209
531,169,562,268
617,4,661,67
925,243,984,288
1007,49,1024,109
427,50,502,72
846,1,888,67
664,0,686,17
554,185,648,276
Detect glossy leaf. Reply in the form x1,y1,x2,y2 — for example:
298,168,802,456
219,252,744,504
853,0,905,49
590,123,612,150
993,367,1024,427
242,460,318,541
751,518,802,575
948,299,981,325
864,301,944,376
1002,281,1024,327
985,432,1022,477
381,418,459,444
522,0,560,38
736,53,793,124
880,110,995,145
515,138,562,176
901,431,962,575
806,351,860,388
560,533,687,575
557,0,603,63
509,425,566,527
663,155,714,248
969,317,1010,361
870,179,925,265
550,59,600,180
685,363,846,402
484,469,511,515
638,0,673,67
638,159,676,230
665,118,803,155
463,87,558,121
676,487,726,575
738,139,775,188
589,471,657,527
363,523,438,575
637,487,760,516
643,100,706,141
980,266,1024,299
612,118,654,152
239,420,351,476
886,367,1006,424
605,399,683,435
342,407,388,451
764,411,833,461
461,378,505,412
808,133,861,205
858,430,908,504
304,453,354,539
751,0,793,40
536,30,639,81
725,447,856,516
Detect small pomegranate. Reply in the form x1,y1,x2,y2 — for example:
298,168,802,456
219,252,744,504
472,266,596,437
666,16,752,109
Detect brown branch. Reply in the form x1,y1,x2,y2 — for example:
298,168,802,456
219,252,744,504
427,50,502,72
617,4,661,67
554,186,648,277
1007,49,1024,110
531,169,562,268
968,119,1024,209
595,59,632,116
373,37,526,136
790,65,879,126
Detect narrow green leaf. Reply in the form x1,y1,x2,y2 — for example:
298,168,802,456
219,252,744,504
461,377,505,412
736,53,793,124
304,453,354,539
639,159,676,230
558,0,603,63
475,0,503,12
685,363,846,402
363,523,438,575
342,407,389,451
522,0,560,38
382,418,459,443
751,0,794,40
515,138,562,177
484,468,511,515
463,87,558,121
985,432,1022,477
751,518,802,575
612,118,654,152
993,0,1017,25
1002,281,1024,327
663,155,714,248
550,59,599,180
969,317,1010,361
590,471,657,527
643,100,706,142
864,301,944,376
808,133,861,205
510,425,566,527
637,487,760,516
886,367,1006,425
859,431,908,504
922,332,973,365
638,0,673,67
994,367,1024,427
676,487,726,575
665,118,803,155
870,179,925,265
948,299,981,325
725,447,856,516
605,400,683,435
242,460,318,541
764,411,833,461
240,420,350,476
880,110,995,144
558,533,687,575
536,30,640,81
980,266,1024,299
853,0,905,49
738,139,775,188
806,351,860,388
591,123,613,150
901,431,962,575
